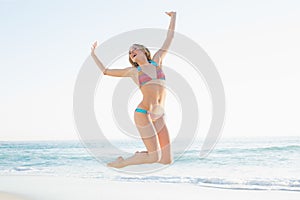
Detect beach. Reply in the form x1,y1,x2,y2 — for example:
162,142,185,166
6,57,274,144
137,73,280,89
1,138,300,191
0,175,300,200
1,137,299,199
0,191,27,200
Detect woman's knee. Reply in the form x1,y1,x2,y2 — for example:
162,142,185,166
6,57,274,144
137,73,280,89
147,150,161,163
159,151,173,164
159,158,173,165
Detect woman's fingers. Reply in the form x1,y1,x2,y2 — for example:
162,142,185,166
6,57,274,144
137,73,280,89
92,41,97,49
91,41,98,53
165,11,176,17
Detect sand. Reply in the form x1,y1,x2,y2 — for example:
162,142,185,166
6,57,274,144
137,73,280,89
0,175,299,200
0,192,29,200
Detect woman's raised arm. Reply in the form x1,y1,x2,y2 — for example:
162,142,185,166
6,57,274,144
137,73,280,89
91,41,135,77
152,11,176,64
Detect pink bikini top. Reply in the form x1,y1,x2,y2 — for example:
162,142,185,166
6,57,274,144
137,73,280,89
136,60,166,86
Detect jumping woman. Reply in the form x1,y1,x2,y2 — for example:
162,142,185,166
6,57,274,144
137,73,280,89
91,11,176,168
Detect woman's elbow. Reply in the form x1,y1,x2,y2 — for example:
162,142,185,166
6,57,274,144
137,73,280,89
103,69,108,75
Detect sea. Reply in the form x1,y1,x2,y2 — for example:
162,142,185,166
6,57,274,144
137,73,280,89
1,136,299,192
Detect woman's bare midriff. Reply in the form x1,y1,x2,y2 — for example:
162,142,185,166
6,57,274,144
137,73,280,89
138,83,166,114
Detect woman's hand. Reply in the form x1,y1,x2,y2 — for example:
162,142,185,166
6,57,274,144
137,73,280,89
165,11,176,18
91,41,98,56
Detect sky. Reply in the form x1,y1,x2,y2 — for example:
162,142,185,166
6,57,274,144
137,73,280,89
0,0,300,141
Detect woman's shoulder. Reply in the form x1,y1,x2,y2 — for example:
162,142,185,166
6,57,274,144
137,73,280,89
151,53,162,66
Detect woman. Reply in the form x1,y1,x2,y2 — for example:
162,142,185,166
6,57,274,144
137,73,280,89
91,11,176,168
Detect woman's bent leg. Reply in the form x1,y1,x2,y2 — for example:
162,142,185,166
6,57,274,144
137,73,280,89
152,115,172,164
107,108,161,168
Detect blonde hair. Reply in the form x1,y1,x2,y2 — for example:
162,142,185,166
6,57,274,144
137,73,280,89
129,44,152,67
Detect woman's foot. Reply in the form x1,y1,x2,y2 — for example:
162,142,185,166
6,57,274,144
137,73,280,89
107,150,163,168
135,151,171,164
107,156,125,168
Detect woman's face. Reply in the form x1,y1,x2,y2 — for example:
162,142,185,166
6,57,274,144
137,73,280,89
129,45,144,62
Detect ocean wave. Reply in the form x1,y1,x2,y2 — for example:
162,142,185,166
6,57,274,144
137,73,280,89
12,167,33,171
116,175,300,192
214,145,300,154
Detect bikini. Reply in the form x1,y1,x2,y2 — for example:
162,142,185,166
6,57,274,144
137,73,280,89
135,60,166,115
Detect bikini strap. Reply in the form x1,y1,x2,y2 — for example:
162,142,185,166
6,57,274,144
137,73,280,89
149,60,158,67
137,60,158,71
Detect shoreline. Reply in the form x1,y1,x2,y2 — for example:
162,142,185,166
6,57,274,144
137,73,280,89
0,175,299,200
